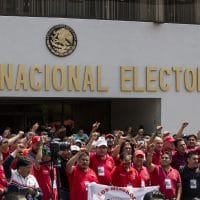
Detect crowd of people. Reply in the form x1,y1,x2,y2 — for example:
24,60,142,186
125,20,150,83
0,121,199,200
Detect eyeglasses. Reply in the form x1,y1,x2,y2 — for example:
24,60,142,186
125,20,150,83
161,157,170,160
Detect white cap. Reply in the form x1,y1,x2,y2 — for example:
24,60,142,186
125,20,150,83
96,137,107,147
163,131,170,136
70,145,80,152
75,139,82,144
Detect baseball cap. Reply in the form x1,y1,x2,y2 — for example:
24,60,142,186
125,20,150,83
105,133,114,140
96,137,107,147
70,145,80,152
32,136,41,144
134,150,145,157
164,135,175,143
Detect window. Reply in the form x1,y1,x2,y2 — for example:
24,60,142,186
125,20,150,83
0,0,199,24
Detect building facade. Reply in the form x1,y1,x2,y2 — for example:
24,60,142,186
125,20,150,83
0,0,199,135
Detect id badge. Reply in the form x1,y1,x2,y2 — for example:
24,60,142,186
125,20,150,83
53,180,57,189
98,166,105,176
141,180,145,187
190,179,197,189
85,181,89,191
165,178,172,189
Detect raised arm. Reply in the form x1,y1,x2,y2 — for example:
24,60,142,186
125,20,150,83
34,136,45,170
3,144,24,179
86,132,99,152
30,122,39,133
175,121,189,139
7,131,24,146
66,148,86,174
112,136,126,158
88,122,100,139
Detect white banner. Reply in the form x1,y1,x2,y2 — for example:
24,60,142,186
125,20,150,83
88,183,159,200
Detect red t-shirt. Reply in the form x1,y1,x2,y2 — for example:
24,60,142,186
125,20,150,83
135,166,151,187
149,165,181,199
111,163,140,187
89,153,115,185
33,165,57,200
0,165,7,188
152,151,162,165
67,165,98,200
2,150,11,161
0,165,7,200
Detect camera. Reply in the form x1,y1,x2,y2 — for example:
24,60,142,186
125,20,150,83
49,139,61,168
49,139,70,168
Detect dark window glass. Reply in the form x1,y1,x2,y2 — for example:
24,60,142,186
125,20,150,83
0,0,198,24
164,0,195,24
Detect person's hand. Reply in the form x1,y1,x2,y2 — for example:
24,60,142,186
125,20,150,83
18,130,25,138
2,129,10,138
156,125,163,132
31,122,39,132
26,131,35,140
182,121,189,128
130,137,137,145
28,187,37,196
92,122,100,131
119,136,126,145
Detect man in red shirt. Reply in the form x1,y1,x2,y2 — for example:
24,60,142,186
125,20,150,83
133,150,151,187
186,134,198,150
28,135,42,162
163,135,175,152
66,149,98,200
89,137,115,185
0,152,7,200
0,131,24,161
34,144,58,200
172,138,187,171
152,137,163,165
146,149,182,200
111,153,140,187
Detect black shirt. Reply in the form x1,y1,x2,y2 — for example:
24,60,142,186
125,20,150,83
59,157,70,191
180,166,200,200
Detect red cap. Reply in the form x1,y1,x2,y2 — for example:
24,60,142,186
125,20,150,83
105,133,114,139
164,135,175,143
134,150,145,157
22,148,29,156
32,136,41,144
